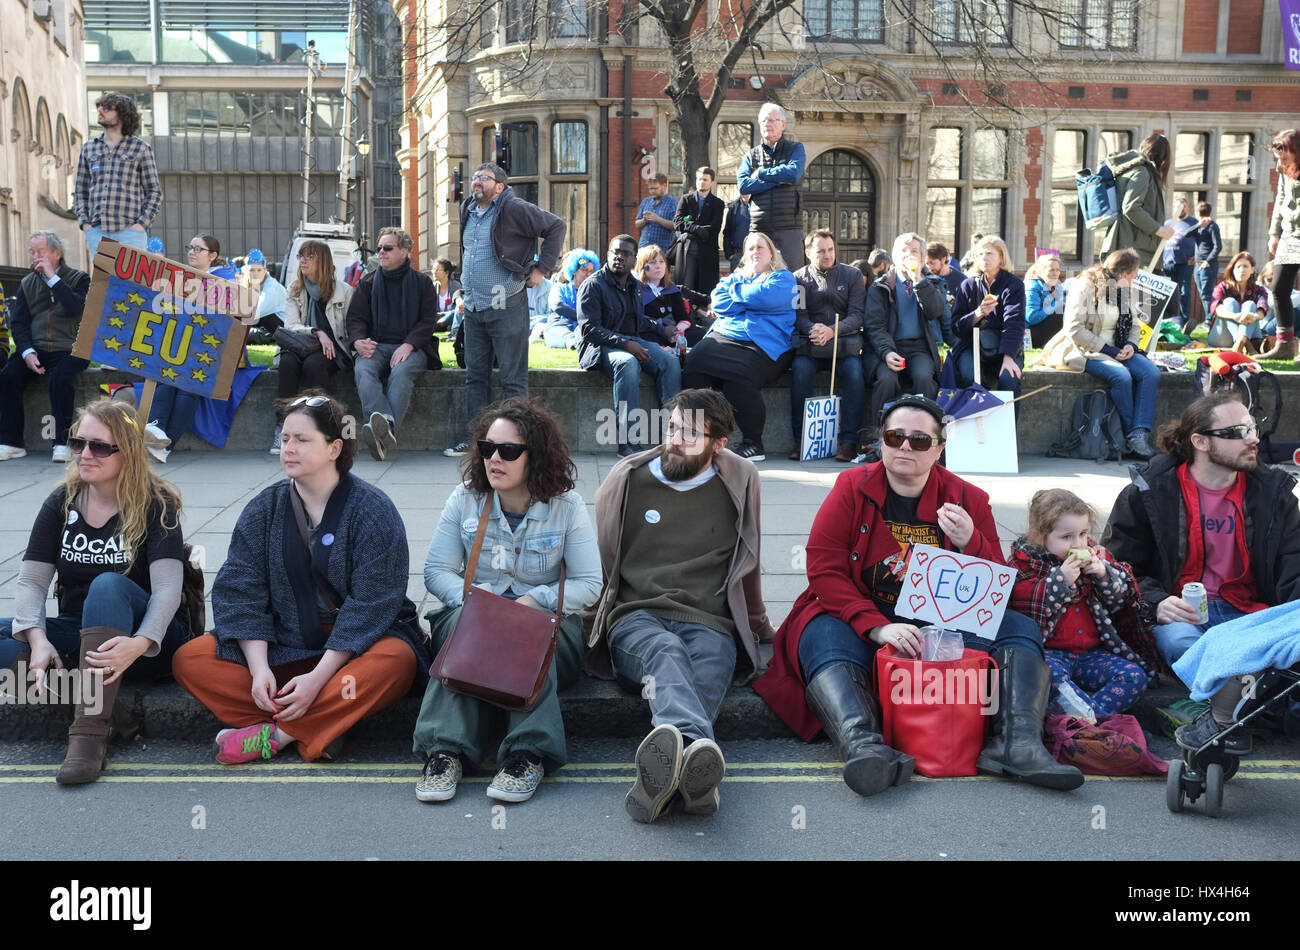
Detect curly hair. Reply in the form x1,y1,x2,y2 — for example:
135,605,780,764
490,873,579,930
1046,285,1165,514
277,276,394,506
1027,489,1095,546
61,400,182,570
95,92,141,138
461,398,576,502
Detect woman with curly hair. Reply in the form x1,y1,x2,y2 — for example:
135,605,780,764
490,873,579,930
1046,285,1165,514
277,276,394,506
414,398,602,805
0,399,190,784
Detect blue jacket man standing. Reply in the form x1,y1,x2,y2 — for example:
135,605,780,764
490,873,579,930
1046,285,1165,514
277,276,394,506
737,103,807,271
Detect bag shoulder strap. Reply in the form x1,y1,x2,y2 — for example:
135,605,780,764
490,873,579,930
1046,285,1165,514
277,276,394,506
288,485,339,613
461,491,567,616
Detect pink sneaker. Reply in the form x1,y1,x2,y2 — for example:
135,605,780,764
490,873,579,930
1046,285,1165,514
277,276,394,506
214,723,279,764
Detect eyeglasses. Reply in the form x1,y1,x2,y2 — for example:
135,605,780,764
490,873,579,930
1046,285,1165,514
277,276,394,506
377,244,399,252
882,429,943,451
478,440,527,462
289,395,332,409
1197,424,1259,440
186,244,212,253
67,437,120,458
471,173,499,182
665,423,705,444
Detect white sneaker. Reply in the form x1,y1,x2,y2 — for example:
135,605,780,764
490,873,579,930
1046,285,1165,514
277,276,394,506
147,445,170,464
0,445,27,461
269,426,282,455
51,445,73,463
144,422,171,448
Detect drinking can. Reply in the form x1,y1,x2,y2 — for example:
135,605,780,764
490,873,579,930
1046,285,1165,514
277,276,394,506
1181,582,1209,623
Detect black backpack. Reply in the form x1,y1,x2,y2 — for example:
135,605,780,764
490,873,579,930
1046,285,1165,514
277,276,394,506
1047,390,1127,463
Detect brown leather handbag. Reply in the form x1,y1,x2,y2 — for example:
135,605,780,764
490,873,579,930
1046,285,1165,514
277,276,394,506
429,492,565,711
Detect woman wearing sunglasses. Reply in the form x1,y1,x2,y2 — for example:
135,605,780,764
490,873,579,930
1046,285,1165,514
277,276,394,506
1259,129,1300,360
0,400,190,784
414,398,601,804
756,393,1083,796
172,392,428,765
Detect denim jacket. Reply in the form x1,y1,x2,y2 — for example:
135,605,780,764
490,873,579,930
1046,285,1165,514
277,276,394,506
424,484,602,615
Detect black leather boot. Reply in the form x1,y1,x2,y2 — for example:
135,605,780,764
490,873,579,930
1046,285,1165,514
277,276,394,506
805,661,915,796
977,648,1084,790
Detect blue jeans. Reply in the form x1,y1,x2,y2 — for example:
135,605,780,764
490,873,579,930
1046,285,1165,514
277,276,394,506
84,226,149,259
353,342,429,433
1218,298,1265,343
1167,262,1194,320
796,608,1043,683
0,572,186,678
1194,261,1218,321
1155,600,1247,679
1083,353,1160,435
150,384,201,449
596,345,682,449
790,353,864,448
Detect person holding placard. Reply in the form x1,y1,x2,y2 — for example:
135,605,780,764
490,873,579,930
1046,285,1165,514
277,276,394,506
1036,248,1161,460
755,394,1084,795
947,235,1026,404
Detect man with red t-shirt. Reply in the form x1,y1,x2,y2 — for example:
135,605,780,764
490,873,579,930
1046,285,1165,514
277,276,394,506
1104,392,1300,749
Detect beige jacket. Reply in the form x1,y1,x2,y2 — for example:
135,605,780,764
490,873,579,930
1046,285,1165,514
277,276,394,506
284,278,354,347
1035,275,1142,372
587,446,775,683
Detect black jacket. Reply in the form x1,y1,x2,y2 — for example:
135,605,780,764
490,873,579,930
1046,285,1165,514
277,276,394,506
1102,453,1300,614
672,190,724,295
344,267,442,368
864,269,949,364
575,267,665,371
792,262,866,348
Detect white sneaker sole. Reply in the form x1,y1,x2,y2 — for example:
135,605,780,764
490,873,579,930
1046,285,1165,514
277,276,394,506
626,724,683,823
415,783,458,803
486,782,539,803
370,413,397,457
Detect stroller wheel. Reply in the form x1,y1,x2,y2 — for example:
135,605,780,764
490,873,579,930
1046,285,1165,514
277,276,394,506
1204,763,1224,818
1166,759,1186,813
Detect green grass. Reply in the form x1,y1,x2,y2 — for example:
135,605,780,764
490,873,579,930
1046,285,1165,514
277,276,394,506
1023,324,1299,374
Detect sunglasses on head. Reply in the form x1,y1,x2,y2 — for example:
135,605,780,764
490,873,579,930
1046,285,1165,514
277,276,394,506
478,440,527,462
289,395,332,409
67,437,120,458
1197,424,1259,440
882,429,942,451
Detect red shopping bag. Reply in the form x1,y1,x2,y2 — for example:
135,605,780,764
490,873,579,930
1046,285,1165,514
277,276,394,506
874,645,998,777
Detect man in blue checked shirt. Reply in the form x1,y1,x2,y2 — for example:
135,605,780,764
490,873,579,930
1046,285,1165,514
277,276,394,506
635,174,678,251
75,93,161,260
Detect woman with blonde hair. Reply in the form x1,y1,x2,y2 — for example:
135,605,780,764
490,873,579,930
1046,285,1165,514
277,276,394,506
0,400,191,784
683,231,797,460
1037,248,1161,458
1024,252,1067,348
947,235,1027,402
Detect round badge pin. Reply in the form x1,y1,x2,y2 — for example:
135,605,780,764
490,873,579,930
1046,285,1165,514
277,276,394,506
67,510,79,525
321,533,335,546
645,509,661,524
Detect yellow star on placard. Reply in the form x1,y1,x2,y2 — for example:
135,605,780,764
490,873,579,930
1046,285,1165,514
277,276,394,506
101,337,123,351
127,292,146,306
191,369,208,383
195,351,215,365
128,357,144,369
156,299,177,314
160,368,179,380
108,316,125,329
191,313,209,327
201,333,221,348
114,301,129,313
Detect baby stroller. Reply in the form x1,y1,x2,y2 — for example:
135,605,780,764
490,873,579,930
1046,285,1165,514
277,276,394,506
1166,666,1300,817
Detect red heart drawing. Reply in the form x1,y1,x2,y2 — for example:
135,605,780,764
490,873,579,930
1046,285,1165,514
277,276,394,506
910,573,923,586
991,592,1003,606
998,573,1010,587
977,608,993,626
923,554,994,625
915,551,929,566
909,594,927,613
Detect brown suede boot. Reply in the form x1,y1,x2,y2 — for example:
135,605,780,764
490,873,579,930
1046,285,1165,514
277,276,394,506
56,627,126,786
1259,331,1298,361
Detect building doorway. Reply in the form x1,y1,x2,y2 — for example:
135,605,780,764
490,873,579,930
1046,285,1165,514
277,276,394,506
800,149,877,264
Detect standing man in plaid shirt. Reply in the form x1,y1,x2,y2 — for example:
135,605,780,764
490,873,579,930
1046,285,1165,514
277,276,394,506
75,93,162,259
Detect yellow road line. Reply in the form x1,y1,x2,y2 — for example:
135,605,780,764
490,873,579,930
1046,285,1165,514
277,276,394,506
0,760,848,773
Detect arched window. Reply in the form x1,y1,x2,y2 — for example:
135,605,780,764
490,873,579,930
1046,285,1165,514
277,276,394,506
801,149,877,256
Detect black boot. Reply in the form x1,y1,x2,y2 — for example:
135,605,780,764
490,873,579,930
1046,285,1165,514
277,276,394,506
805,662,915,796
977,648,1084,790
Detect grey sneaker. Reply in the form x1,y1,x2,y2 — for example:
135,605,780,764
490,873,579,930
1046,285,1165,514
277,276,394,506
626,724,684,823
1175,709,1251,756
1126,429,1155,460
486,751,544,803
679,738,726,816
269,426,282,455
443,441,470,457
370,412,397,457
415,751,462,802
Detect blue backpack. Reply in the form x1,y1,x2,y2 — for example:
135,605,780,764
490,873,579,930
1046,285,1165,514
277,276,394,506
1076,164,1118,231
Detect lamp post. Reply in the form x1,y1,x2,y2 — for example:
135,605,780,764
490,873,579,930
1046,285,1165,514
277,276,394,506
355,133,371,246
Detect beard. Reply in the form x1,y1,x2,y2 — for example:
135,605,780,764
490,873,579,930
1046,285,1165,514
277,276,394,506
1208,440,1258,473
660,443,715,481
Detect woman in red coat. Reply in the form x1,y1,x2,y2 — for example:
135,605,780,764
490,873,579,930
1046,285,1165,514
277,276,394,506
754,394,1083,795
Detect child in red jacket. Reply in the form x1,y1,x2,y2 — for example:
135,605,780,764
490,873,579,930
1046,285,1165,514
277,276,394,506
1010,489,1157,715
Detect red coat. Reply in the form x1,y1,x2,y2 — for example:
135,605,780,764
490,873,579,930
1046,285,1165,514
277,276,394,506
753,461,1006,741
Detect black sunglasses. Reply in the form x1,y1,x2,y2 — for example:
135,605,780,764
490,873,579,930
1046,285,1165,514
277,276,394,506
289,395,332,409
882,429,943,451
478,440,527,462
67,437,120,458
377,244,399,252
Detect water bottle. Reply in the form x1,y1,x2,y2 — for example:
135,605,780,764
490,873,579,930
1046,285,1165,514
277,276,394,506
1055,680,1097,723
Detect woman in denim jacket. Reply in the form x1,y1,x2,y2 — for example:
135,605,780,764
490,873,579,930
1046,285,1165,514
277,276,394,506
414,398,601,805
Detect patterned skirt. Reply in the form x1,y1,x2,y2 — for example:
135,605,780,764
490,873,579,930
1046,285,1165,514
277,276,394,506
1276,232,1300,266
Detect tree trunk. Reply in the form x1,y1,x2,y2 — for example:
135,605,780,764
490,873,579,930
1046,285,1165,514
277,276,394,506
673,95,713,187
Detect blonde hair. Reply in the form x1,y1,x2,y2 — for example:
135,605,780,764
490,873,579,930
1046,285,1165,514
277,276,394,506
61,400,183,570
634,244,672,284
972,235,1011,277
1027,488,1094,546
739,231,787,276
289,240,336,304
1025,254,1061,283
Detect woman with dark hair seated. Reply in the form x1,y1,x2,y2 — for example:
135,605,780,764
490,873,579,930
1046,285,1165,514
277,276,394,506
755,394,1084,796
683,231,797,461
414,398,602,805
173,391,428,764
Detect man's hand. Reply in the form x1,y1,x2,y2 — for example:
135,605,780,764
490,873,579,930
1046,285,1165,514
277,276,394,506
624,340,650,363
1156,225,1175,240
32,257,56,280
1156,595,1201,625
525,267,544,288
127,223,146,232
24,353,44,375
81,223,92,232
354,338,378,359
884,351,906,372
390,342,415,367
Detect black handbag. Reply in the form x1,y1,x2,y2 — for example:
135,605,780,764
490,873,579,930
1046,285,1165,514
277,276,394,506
804,330,864,359
274,327,323,359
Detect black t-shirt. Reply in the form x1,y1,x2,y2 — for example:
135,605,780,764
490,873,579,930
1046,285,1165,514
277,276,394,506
860,490,945,623
25,487,184,619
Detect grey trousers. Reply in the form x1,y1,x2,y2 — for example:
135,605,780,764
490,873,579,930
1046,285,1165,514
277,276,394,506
464,290,530,424
353,342,428,433
607,609,738,742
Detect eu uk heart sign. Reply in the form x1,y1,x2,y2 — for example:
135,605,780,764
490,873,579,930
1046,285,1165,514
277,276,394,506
895,544,1014,638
